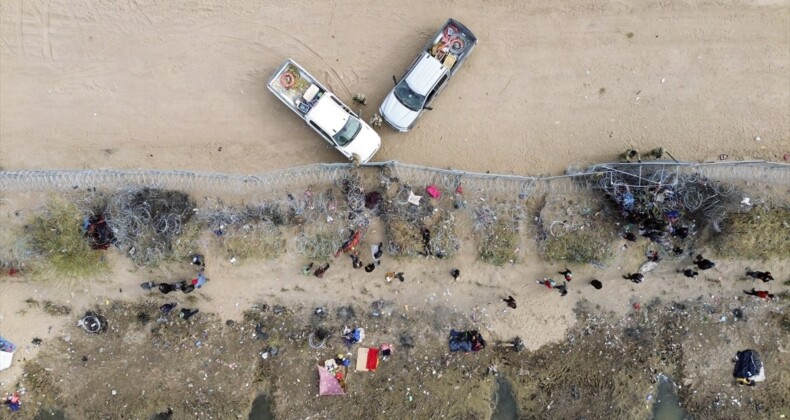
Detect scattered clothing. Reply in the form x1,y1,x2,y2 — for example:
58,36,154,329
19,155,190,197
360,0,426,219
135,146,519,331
385,272,396,282
746,271,774,282
302,262,314,276
394,272,405,282
623,232,637,242
364,263,376,273
450,269,461,280
4,393,21,412
179,308,199,320
624,273,644,284
743,289,774,300
448,330,486,353
160,303,177,314
672,246,684,256
694,254,716,270
681,269,698,278
590,279,603,289
537,278,556,289
314,263,330,278
502,296,517,309
559,269,573,282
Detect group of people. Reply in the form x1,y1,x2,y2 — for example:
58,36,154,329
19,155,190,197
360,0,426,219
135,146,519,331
533,269,573,297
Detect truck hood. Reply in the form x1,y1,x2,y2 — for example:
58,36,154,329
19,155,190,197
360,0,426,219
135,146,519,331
339,124,381,163
379,92,420,132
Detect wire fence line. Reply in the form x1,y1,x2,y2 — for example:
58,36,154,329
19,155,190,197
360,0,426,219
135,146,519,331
0,160,788,199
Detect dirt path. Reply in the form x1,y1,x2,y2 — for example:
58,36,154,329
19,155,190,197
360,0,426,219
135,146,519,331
1,0,788,175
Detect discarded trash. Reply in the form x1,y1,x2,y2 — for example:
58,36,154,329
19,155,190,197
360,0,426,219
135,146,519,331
78,312,106,334
407,191,422,206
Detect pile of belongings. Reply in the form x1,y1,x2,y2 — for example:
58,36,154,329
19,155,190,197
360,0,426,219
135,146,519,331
342,327,365,346
355,347,379,372
83,214,116,249
317,360,346,396
0,336,16,371
733,349,765,386
448,329,486,353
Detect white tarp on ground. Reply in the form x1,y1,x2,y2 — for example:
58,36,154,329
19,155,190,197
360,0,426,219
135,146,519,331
0,336,16,371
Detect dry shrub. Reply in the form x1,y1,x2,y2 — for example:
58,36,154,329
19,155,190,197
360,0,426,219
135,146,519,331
42,300,72,316
385,218,424,257
477,217,520,266
713,205,790,260
428,212,460,259
295,229,343,262
26,197,108,278
543,228,614,264
538,194,615,264
220,222,285,262
23,361,61,404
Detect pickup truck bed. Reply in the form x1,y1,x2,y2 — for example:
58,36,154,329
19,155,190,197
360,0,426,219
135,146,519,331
267,60,327,116
427,19,477,75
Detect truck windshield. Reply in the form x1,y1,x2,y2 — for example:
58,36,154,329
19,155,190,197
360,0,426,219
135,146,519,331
393,80,425,112
333,117,362,147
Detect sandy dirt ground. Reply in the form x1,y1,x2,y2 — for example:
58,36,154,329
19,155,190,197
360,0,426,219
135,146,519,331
1,0,789,418
1,0,789,175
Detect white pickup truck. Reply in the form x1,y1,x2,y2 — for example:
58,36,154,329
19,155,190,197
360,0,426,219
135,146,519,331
379,19,478,132
267,59,381,163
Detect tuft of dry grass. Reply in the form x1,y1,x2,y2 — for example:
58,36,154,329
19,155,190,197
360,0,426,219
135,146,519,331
478,217,521,266
42,300,72,316
385,218,425,257
219,222,285,262
713,205,790,260
25,197,109,279
295,229,343,262
543,228,614,264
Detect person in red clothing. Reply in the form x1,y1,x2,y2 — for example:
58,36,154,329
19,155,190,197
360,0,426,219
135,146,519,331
743,288,774,300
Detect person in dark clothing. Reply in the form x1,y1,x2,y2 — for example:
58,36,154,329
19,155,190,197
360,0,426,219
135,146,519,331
179,308,199,320
160,302,177,314
314,263,330,278
364,263,376,273
559,269,573,282
743,289,774,300
502,296,517,309
590,279,603,289
694,254,715,270
350,253,362,269
623,232,637,242
746,271,774,282
421,227,432,255
680,269,698,278
450,269,461,280
158,282,177,294
174,281,195,294
373,242,384,260
623,273,644,284
672,226,689,239
554,282,569,296
191,254,205,267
